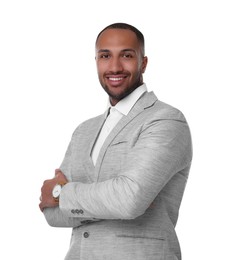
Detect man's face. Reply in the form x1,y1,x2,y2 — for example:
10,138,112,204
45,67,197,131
95,29,147,106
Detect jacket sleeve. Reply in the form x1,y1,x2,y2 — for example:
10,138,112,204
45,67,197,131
43,137,101,227
43,207,87,227
59,117,192,220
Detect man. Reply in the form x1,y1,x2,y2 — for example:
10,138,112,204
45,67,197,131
39,23,192,260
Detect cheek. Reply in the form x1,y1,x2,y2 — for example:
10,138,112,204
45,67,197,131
96,63,102,73
96,60,106,71
123,62,139,73
130,64,144,78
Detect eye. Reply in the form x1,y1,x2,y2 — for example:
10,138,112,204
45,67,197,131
122,53,133,59
99,53,111,59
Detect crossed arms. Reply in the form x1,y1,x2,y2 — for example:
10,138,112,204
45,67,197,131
39,116,192,227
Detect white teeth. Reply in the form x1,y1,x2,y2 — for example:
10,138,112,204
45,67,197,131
109,77,123,81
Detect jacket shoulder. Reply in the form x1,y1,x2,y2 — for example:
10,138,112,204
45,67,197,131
147,98,187,123
72,114,104,136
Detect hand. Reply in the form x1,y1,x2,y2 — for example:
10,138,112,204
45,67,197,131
39,169,68,212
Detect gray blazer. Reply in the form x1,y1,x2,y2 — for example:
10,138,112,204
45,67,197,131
44,91,192,260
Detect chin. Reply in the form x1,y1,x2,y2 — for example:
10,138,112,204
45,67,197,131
111,90,131,102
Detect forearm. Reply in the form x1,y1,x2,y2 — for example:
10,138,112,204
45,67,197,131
59,176,145,220
43,207,80,227
43,206,100,227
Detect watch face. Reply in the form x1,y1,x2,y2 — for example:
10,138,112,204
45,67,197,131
52,184,62,198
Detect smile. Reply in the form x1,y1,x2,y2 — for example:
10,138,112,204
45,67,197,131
109,77,124,81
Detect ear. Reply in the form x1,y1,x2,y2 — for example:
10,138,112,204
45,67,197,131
141,56,148,73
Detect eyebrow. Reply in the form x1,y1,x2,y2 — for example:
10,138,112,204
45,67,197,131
98,48,136,53
97,49,109,53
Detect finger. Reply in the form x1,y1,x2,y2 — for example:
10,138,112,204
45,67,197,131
55,169,62,176
39,202,44,212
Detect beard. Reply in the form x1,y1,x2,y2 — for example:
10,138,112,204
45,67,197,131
100,75,143,104
103,83,139,101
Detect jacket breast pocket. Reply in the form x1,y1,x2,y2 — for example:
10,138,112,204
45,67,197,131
107,139,129,155
110,139,128,147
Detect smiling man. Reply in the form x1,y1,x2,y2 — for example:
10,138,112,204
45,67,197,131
39,23,192,260
96,25,147,105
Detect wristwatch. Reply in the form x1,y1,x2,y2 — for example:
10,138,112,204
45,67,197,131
52,182,66,201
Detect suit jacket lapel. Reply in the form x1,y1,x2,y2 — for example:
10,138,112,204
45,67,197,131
87,109,109,162
94,91,158,179
80,112,107,182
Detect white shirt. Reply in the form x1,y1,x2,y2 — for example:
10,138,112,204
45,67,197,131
91,84,147,165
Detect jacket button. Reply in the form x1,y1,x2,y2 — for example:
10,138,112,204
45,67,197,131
83,232,89,238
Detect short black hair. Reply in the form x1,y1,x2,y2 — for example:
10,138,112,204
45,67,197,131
96,22,145,56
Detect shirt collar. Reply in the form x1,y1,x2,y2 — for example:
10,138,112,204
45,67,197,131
106,84,147,116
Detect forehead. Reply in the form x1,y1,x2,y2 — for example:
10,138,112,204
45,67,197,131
96,28,139,51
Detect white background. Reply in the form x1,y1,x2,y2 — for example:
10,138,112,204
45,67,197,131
0,0,242,259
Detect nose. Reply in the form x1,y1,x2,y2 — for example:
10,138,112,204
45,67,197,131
109,57,123,73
